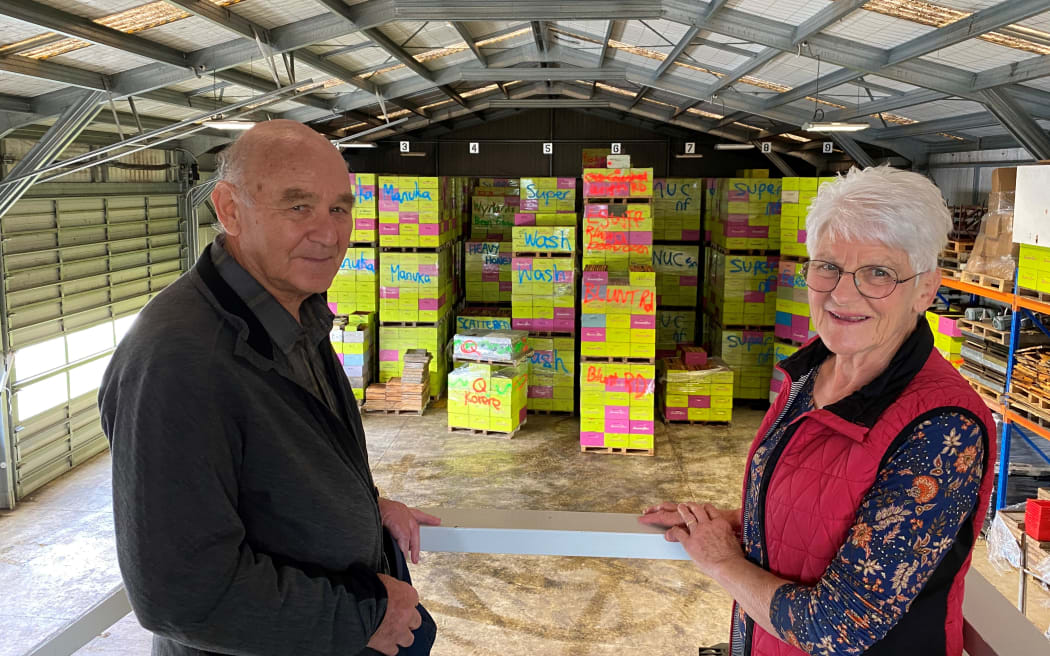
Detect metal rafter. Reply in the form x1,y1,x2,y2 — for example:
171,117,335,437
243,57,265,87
704,0,730,20
825,89,949,121
672,100,702,119
868,111,1004,139
452,22,487,66
627,25,701,110
885,0,1050,67
761,67,860,111
708,47,779,95
830,134,875,168
460,68,627,82
362,27,469,108
751,139,798,176
792,0,869,45
977,87,1050,160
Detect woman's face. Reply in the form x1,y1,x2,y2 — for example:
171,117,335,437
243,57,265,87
808,237,937,360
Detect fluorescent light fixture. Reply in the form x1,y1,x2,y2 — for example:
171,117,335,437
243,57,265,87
202,120,256,130
675,154,703,159
400,151,426,157
336,142,378,149
801,121,869,133
714,143,754,151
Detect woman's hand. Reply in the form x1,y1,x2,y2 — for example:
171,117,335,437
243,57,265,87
668,502,745,578
639,501,741,534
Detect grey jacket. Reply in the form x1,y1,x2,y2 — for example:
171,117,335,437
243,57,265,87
99,249,389,655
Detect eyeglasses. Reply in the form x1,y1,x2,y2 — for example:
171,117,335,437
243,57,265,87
801,260,926,300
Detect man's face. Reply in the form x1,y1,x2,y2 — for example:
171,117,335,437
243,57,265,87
217,138,353,308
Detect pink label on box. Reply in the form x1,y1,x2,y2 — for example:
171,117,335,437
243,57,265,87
680,276,698,287
727,190,748,202
748,226,769,238
743,330,765,341
605,406,629,420
514,213,535,226
419,298,438,310
520,199,539,211
379,199,398,212
419,264,439,276
606,376,627,393
554,319,575,332
607,419,630,433
580,432,605,446
792,315,810,330
688,396,711,409
335,353,345,364
400,212,419,224
512,258,533,271
380,287,399,299
557,178,575,189
379,223,399,235
529,385,554,399
499,282,512,292
939,316,962,338
482,272,500,282
582,328,605,342
798,229,807,241
744,291,765,303
629,231,653,245
775,325,791,340
513,317,533,330
584,204,608,218
534,318,554,331
631,315,656,329
705,230,711,241
682,230,701,241
726,224,749,237
379,349,399,362
355,219,376,231
770,378,783,394
327,302,338,313
583,271,608,284
630,420,654,435
665,408,687,421
419,224,439,236
554,308,575,320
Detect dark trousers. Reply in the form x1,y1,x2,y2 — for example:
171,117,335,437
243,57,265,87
360,531,437,655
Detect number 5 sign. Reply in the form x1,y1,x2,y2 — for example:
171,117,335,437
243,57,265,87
543,142,553,155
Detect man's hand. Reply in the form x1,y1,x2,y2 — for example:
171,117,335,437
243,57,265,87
378,498,441,564
366,574,421,656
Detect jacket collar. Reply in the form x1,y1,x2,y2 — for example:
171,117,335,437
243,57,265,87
779,315,934,431
192,244,275,361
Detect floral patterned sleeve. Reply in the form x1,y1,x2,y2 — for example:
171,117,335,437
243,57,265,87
768,411,986,655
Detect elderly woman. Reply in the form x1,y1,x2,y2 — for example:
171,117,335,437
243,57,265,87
642,166,996,656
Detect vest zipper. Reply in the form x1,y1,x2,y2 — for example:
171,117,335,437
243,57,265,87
741,369,812,656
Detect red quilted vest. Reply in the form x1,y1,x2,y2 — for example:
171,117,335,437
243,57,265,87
738,321,995,656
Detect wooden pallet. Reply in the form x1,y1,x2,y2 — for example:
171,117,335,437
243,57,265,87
662,418,731,426
364,406,428,416
1009,398,1050,430
945,239,975,253
940,266,963,280
448,425,520,439
526,409,574,415
967,379,1001,409
583,197,653,204
349,241,377,248
960,271,1012,292
509,251,575,258
1018,286,1050,304
1011,385,1050,412
453,355,530,367
580,356,656,364
580,445,655,456
378,321,443,327
380,242,454,253
527,330,575,338
956,318,1010,345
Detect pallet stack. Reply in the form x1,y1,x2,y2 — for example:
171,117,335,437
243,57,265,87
378,176,454,249
660,354,734,424
511,223,577,413
447,331,530,436
1008,346,1050,430
702,175,782,402
464,239,512,304
519,177,576,216
470,178,519,240
363,349,431,415
456,306,512,332
330,312,375,404
958,314,1050,409
349,173,378,243
926,309,965,370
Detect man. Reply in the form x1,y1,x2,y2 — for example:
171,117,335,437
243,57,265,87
100,120,439,656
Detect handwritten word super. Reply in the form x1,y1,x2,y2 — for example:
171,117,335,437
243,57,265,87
731,181,779,200
525,184,571,202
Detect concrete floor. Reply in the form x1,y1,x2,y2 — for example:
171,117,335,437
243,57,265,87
1,406,1048,655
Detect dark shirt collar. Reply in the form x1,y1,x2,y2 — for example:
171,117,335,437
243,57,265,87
210,234,333,354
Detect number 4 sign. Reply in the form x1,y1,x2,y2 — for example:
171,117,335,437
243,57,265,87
469,142,479,154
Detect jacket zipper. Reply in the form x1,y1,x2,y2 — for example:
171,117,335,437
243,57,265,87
741,368,812,656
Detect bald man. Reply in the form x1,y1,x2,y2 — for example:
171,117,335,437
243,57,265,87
100,120,438,656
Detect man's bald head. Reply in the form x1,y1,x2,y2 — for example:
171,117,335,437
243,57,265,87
216,119,345,196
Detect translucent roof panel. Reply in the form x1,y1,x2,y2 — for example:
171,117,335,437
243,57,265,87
752,53,842,89
959,125,1012,138
227,0,330,30
683,44,754,71
607,47,662,74
47,43,155,74
0,75,67,98
400,21,462,51
887,99,986,122
32,0,145,19
0,21,48,45
921,38,1041,73
328,46,394,74
825,10,935,48
620,19,691,52
367,65,419,87
855,75,923,94
729,0,832,25
427,48,475,73
137,16,235,52
931,2,1001,13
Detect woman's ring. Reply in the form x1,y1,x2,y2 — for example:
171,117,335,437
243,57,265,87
685,520,697,527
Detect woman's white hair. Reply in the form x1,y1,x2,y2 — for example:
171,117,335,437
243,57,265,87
804,165,951,274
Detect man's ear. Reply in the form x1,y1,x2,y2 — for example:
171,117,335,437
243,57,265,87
211,181,241,237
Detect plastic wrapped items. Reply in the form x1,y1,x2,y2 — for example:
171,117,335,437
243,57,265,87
660,356,733,423
580,266,656,359
582,203,653,268
331,312,374,401
379,249,454,323
452,330,529,363
378,316,453,399
470,186,520,239
349,173,377,243
709,324,775,400
926,309,965,369
377,176,453,248
968,190,1017,281
582,168,654,198
447,360,529,434
656,310,696,357
652,245,700,307
527,336,575,412
775,259,816,343
511,257,576,333
708,177,782,251
653,178,702,242
1017,243,1050,295
464,240,512,303
456,307,512,332
580,361,657,450
328,247,378,315
519,177,576,213
512,225,576,254
706,248,779,326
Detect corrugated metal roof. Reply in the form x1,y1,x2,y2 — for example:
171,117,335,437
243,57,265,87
226,0,329,30
890,99,987,121
46,42,155,74
0,75,67,97
683,45,753,70
825,9,936,48
922,38,1042,72
31,0,144,20
730,0,832,25
137,15,236,51
752,54,844,89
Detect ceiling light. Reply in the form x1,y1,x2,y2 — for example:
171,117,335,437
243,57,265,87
400,152,426,157
336,142,378,149
714,143,755,150
202,120,256,130
802,121,869,133
675,154,703,159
